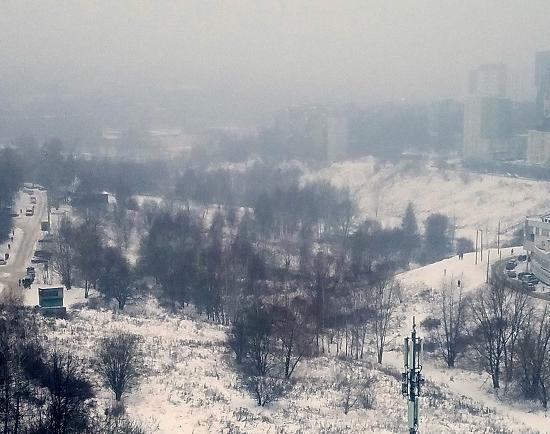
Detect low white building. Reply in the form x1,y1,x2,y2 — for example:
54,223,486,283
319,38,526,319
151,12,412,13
524,215,550,284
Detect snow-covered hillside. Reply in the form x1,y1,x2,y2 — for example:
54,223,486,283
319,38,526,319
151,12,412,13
302,158,550,243
27,288,539,434
391,247,550,434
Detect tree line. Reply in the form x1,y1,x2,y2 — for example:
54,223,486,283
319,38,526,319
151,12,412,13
424,276,550,409
0,304,144,434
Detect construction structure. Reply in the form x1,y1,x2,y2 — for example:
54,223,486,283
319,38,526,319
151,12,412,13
402,317,424,434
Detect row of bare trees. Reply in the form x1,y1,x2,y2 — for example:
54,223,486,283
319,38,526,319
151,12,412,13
426,278,550,408
227,268,402,406
50,216,135,309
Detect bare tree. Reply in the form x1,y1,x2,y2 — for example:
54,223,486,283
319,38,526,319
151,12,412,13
470,282,529,389
96,333,141,401
98,247,134,310
335,366,376,414
51,216,76,289
517,306,550,408
371,275,401,363
436,277,468,367
271,298,313,379
73,217,104,298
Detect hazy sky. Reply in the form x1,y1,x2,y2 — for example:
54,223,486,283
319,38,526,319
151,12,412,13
1,0,550,110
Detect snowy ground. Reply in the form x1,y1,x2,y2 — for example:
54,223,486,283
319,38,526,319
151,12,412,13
390,246,550,433
24,259,544,434
302,158,550,242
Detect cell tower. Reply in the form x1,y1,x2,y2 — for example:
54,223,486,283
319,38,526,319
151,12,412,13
401,317,424,434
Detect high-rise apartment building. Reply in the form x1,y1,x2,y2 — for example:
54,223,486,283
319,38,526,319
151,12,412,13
527,51,550,165
463,64,512,161
273,105,349,162
535,51,550,131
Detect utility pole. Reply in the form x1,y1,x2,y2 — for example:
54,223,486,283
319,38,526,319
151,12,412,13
497,221,500,255
402,317,424,434
480,229,483,262
475,230,479,265
485,250,491,283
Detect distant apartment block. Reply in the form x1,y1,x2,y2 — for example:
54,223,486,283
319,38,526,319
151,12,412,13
526,51,550,165
463,64,512,161
273,105,349,162
428,99,463,152
535,50,550,131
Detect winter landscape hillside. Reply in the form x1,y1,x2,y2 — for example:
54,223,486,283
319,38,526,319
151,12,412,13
3,4,550,433
305,158,550,242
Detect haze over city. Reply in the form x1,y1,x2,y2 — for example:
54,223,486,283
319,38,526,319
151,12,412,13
2,0,550,123
2,2,550,434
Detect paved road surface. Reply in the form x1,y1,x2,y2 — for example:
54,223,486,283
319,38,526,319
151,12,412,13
0,188,48,300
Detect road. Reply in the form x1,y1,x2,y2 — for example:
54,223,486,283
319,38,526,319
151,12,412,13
491,257,550,302
0,188,48,300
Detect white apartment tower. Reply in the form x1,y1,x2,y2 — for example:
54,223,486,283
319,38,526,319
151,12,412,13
463,64,512,161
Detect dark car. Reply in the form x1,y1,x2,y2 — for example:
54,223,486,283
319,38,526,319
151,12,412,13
507,270,517,278
505,261,517,270
517,254,528,262
522,281,536,291
526,275,540,285
518,272,534,282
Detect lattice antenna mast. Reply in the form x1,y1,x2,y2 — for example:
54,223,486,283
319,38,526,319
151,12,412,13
401,317,425,434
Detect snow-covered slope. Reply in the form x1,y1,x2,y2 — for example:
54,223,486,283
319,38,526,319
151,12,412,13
34,290,539,434
392,247,550,434
302,158,550,242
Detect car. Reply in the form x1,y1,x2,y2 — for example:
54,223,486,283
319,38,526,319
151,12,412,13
30,196,37,204
526,275,540,285
25,207,34,216
505,261,517,270
518,272,534,282
0,258,6,265
522,281,536,291
517,254,528,262
507,270,517,278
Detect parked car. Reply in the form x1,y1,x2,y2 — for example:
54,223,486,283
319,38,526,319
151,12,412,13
505,260,517,270
526,275,540,285
522,281,536,291
0,258,6,265
517,254,528,262
507,270,517,278
30,196,36,204
25,207,34,216
518,272,534,281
